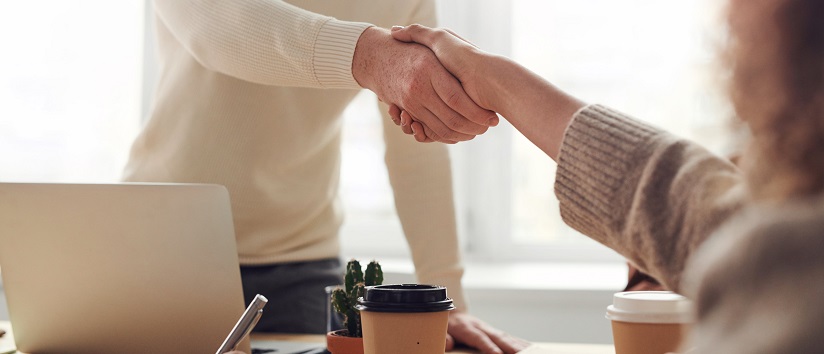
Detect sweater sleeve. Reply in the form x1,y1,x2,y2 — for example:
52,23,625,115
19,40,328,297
152,0,372,88
554,104,747,291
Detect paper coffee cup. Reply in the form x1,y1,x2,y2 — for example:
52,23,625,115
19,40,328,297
606,291,693,354
356,284,455,354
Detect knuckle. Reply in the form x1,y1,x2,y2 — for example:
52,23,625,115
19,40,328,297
433,29,448,39
445,115,466,131
444,88,462,109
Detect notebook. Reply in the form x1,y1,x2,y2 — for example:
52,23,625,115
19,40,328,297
0,182,248,354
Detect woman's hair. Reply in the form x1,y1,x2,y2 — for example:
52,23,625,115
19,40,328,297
727,0,824,200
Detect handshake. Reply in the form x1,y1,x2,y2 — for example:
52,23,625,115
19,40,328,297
352,24,584,159
352,24,503,144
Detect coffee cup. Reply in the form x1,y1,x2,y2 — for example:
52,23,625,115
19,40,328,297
356,284,455,354
606,291,693,354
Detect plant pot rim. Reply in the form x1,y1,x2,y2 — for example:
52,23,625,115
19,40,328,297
326,329,364,354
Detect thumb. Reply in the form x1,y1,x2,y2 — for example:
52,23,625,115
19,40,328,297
445,333,456,351
390,24,434,46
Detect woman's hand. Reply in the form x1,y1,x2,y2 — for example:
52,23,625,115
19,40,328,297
389,25,500,142
389,24,585,159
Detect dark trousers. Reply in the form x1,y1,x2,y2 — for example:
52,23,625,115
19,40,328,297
240,258,344,334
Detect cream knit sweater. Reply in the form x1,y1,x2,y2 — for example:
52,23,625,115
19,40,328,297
123,0,467,309
557,105,824,352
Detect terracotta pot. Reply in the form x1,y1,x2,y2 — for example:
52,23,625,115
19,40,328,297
326,329,364,354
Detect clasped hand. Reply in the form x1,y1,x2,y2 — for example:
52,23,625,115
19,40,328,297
385,24,498,143
352,26,498,144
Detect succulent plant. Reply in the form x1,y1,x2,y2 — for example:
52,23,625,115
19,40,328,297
331,259,383,337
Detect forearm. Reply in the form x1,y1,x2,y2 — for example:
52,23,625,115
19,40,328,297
480,55,586,160
152,0,371,88
555,106,747,291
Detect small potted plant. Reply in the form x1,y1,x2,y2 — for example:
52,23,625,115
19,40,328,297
326,259,383,354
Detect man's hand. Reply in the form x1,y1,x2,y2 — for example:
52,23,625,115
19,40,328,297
391,25,493,110
447,312,530,354
388,24,501,143
352,27,498,143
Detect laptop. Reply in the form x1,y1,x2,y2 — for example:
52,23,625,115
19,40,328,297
0,183,249,354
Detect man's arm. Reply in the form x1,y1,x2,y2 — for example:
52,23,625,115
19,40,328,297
152,0,496,141
152,0,370,88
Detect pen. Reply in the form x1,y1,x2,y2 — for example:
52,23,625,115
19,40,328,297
216,294,268,354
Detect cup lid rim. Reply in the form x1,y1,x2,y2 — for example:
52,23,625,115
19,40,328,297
606,291,693,323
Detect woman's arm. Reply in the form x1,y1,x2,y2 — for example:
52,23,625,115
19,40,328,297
390,25,748,291
390,25,586,159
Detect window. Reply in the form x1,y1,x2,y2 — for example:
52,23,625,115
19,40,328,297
0,1,144,182
341,0,732,263
0,0,732,265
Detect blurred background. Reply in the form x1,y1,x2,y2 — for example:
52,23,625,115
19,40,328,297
0,0,730,344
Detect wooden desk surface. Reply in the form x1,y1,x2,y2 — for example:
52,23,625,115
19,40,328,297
0,321,613,353
251,332,614,353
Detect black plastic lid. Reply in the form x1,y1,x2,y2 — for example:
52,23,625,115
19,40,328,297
355,284,456,313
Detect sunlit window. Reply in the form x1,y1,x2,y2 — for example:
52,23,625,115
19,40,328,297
507,0,730,258
0,2,144,182
342,0,731,262
0,0,731,265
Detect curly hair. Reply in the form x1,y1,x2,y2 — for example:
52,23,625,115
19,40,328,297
727,0,824,201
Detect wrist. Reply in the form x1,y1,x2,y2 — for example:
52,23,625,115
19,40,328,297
352,26,385,89
478,54,516,113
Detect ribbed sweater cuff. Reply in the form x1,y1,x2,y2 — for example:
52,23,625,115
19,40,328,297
554,104,661,239
313,19,373,89
420,274,468,312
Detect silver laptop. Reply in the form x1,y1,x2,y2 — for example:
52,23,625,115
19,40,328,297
0,183,248,354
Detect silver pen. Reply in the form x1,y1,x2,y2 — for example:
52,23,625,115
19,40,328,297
216,294,268,354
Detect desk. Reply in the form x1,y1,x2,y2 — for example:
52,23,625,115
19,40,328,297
0,321,613,353
252,333,613,354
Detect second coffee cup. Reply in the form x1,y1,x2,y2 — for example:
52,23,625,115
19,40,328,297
607,291,693,354
356,284,455,354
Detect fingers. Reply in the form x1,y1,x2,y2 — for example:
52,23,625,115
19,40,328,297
388,104,402,126
402,111,438,142
480,326,531,354
409,104,473,142
448,312,529,354
432,72,498,128
399,110,414,135
445,333,456,351
453,325,504,354
411,121,443,143
410,121,428,142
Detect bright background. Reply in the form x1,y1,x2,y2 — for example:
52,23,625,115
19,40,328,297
0,0,730,344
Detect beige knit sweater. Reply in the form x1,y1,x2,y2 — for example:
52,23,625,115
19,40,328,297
124,0,467,309
557,105,824,352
